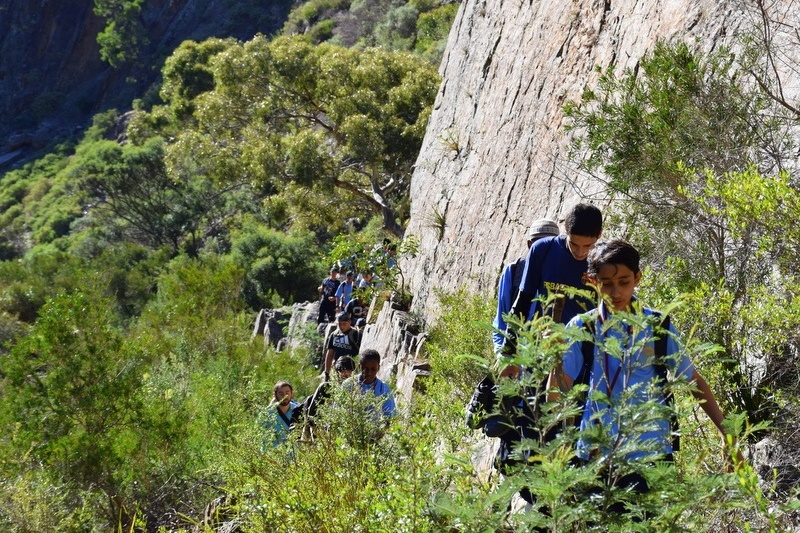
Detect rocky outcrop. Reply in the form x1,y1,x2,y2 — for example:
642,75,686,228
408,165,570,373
402,0,752,319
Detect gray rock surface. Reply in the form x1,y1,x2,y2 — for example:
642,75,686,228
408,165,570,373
403,0,750,319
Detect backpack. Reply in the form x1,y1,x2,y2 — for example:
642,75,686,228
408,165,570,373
578,311,680,451
347,328,361,353
508,238,556,302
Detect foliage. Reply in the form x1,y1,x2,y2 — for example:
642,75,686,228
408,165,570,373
0,290,142,507
414,3,459,61
325,229,419,309
0,142,82,259
282,0,458,64
564,41,800,427
230,217,327,308
93,0,148,67
75,135,206,253
159,35,439,238
158,38,237,122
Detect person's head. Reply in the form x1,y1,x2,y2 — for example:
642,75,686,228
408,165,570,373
334,355,355,380
526,218,559,247
330,267,339,279
363,271,374,281
586,240,642,312
274,380,294,405
563,203,603,261
346,271,354,282
337,312,352,331
359,349,381,384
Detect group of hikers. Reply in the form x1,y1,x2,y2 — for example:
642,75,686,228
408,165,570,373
469,202,741,515
263,202,741,518
262,240,399,448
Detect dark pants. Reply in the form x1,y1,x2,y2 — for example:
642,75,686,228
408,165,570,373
318,300,336,323
588,454,674,519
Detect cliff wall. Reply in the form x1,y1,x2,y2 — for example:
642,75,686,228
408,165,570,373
403,0,750,319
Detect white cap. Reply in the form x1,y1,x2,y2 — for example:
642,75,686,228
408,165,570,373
527,218,559,240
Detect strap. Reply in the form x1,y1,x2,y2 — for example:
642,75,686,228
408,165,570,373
277,407,293,428
510,257,526,298
577,310,598,386
651,313,679,451
347,328,361,351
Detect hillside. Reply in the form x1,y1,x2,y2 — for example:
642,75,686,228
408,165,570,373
0,0,294,167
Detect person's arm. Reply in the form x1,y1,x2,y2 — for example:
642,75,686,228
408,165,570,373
334,284,344,309
690,370,725,431
547,363,575,402
324,348,334,375
493,264,514,354
547,327,583,401
690,369,744,469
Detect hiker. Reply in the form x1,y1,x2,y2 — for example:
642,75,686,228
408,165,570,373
344,289,368,327
344,349,396,420
335,271,356,310
294,356,356,439
502,203,603,376
318,267,341,323
261,380,300,448
548,240,740,509
323,312,361,377
466,375,539,505
492,218,560,354
357,271,376,290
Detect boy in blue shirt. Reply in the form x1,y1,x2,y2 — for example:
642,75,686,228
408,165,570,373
344,349,396,420
262,380,300,448
549,240,736,499
501,204,603,378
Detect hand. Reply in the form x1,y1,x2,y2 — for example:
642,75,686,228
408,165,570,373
500,328,517,358
498,364,519,379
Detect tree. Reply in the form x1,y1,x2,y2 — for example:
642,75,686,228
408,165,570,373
166,35,440,237
230,219,326,308
76,134,249,254
93,0,148,67
0,289,144,525
564,41,800,424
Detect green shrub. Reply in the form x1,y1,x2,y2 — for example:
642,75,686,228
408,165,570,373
230,219,326,309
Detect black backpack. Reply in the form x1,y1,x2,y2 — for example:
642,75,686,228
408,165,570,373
578,312,680,452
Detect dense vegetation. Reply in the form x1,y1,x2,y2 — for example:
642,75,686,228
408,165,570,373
1,0,800,531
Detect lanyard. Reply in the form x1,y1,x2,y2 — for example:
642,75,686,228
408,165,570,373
597,303,633,394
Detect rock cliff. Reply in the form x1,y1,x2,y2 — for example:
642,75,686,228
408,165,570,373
403,0,751,319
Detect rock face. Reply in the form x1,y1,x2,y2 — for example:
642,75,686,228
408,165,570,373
0,0,293,165
402,0,750,319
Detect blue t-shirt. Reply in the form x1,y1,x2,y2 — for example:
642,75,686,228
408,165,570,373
519,235,594,324
562,302,695,460
344,376,397,419
335,281,354,305
263,400,300,448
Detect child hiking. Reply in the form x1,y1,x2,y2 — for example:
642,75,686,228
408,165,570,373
548,239,741,512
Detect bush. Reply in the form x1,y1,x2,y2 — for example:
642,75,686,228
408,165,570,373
230,219,326,309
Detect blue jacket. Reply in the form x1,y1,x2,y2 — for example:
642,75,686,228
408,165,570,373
518,235,594,324
492,259,521,353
